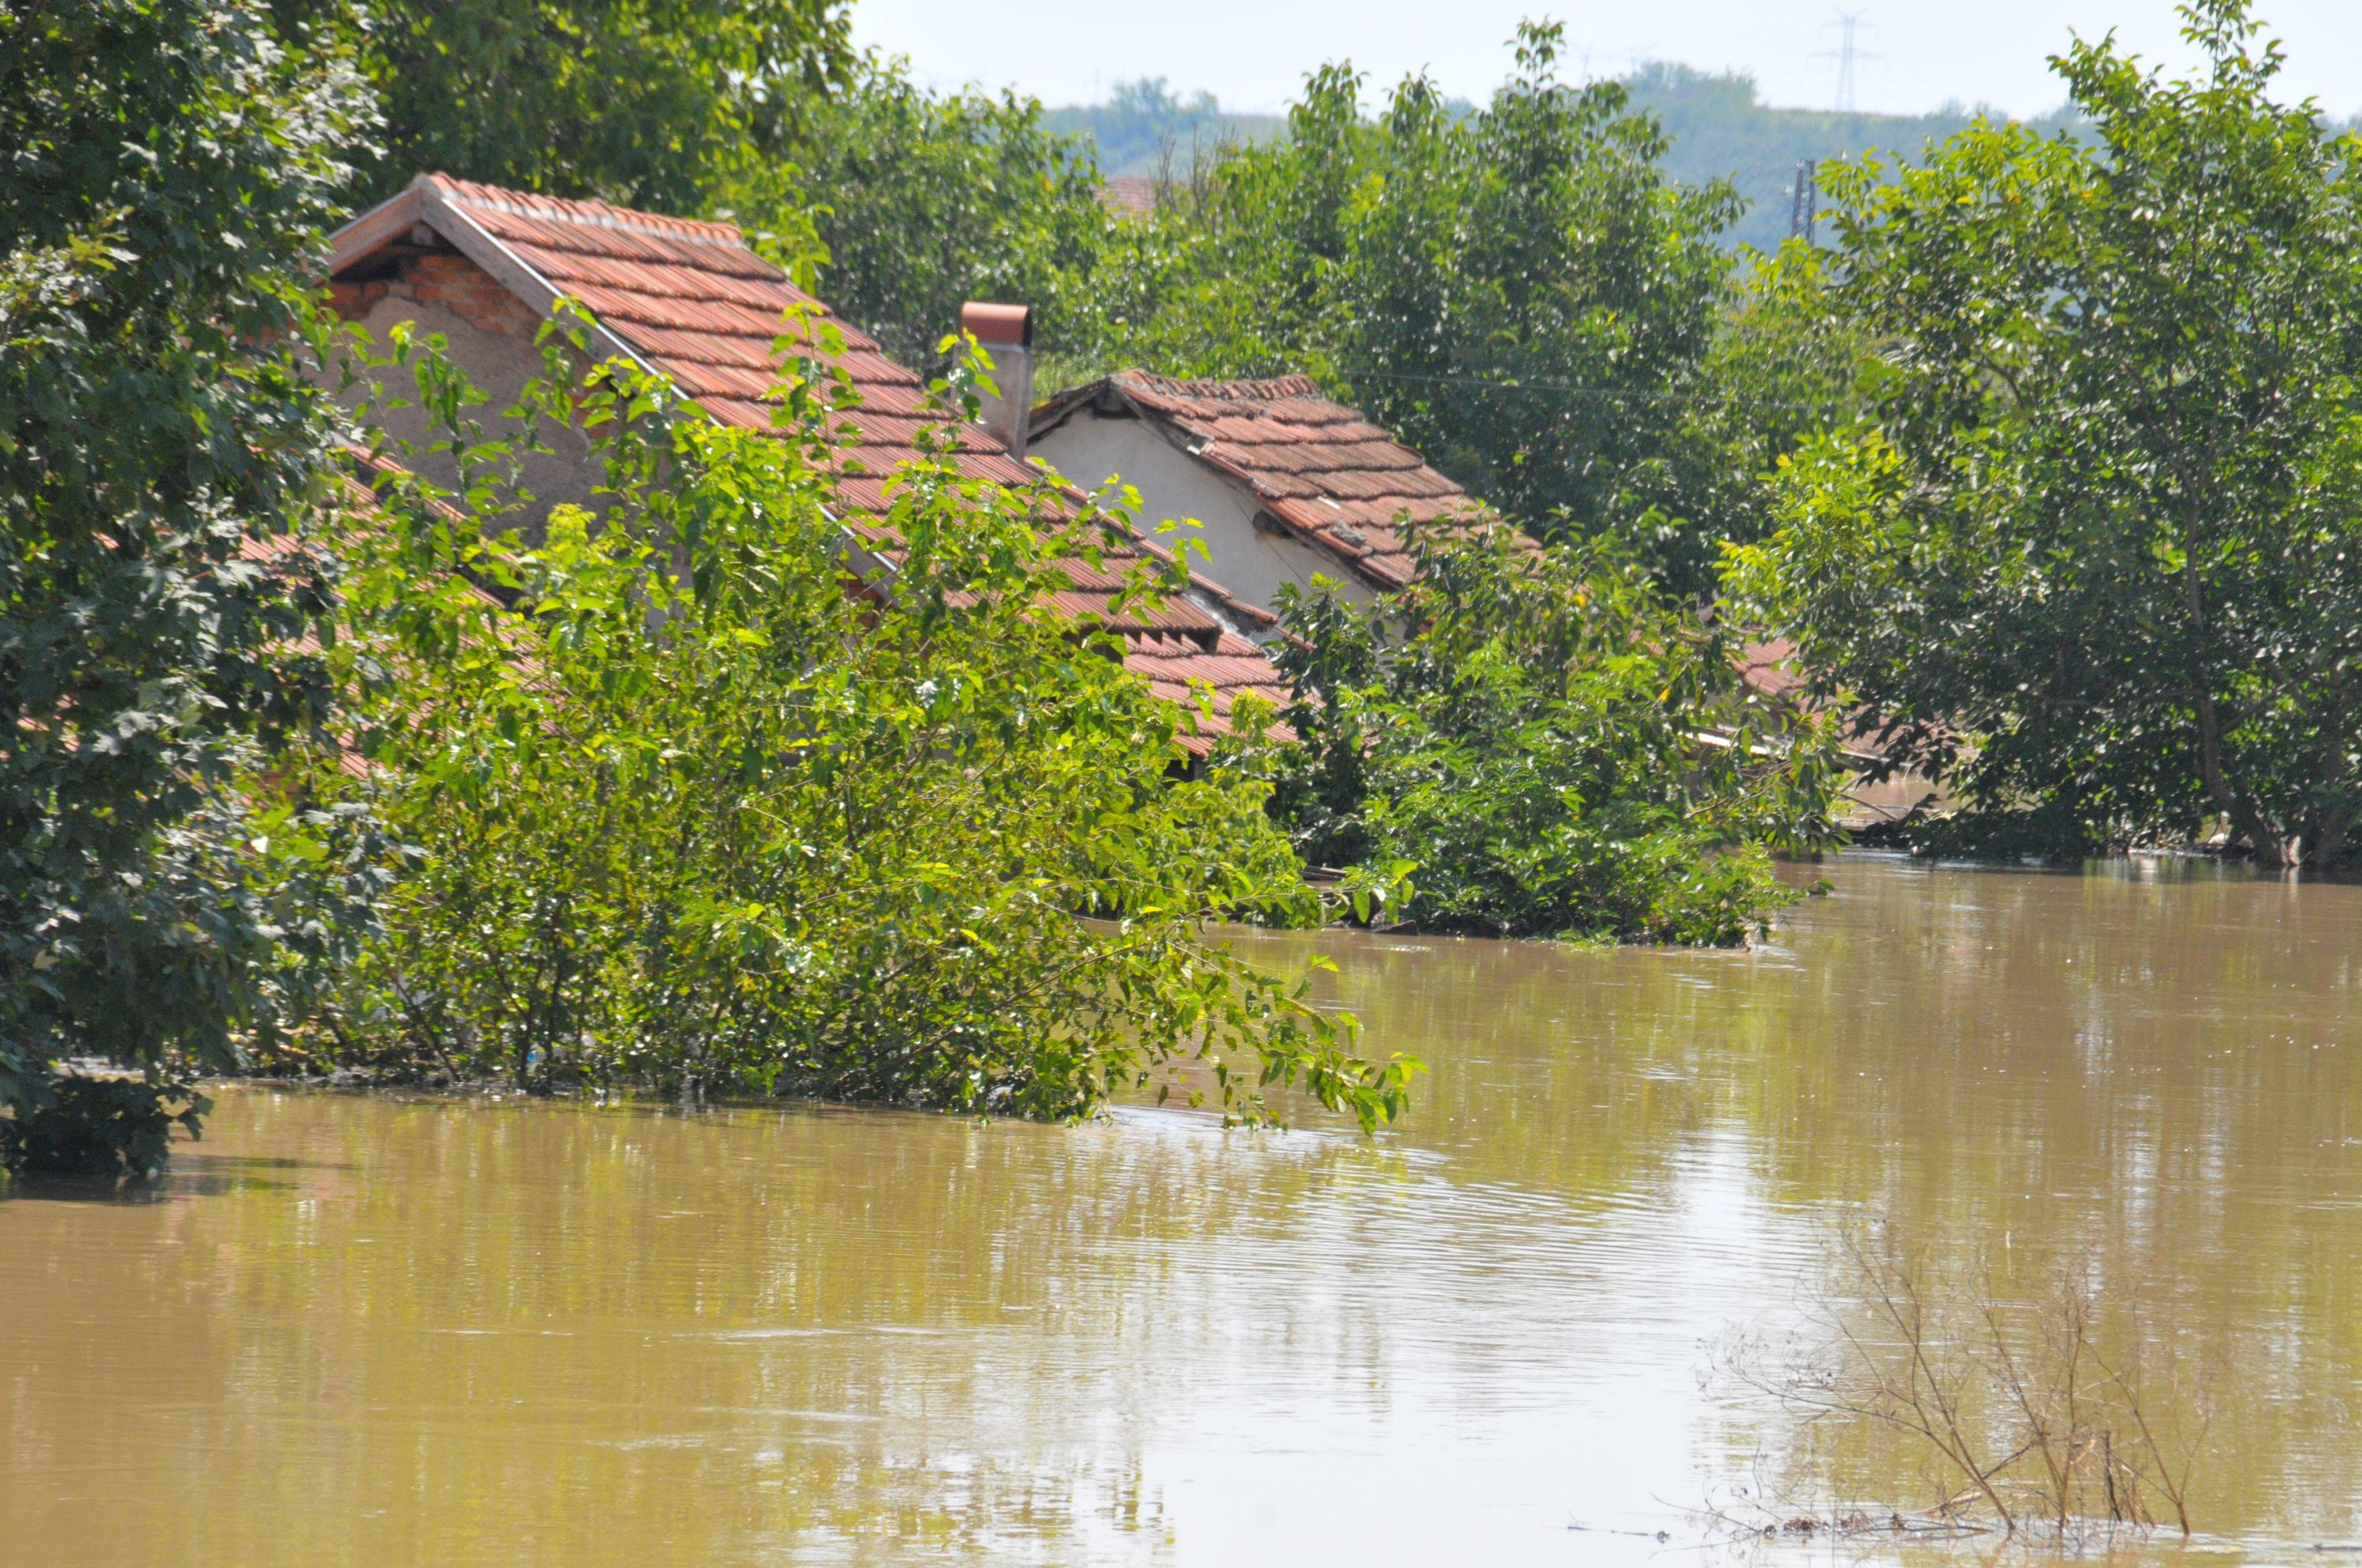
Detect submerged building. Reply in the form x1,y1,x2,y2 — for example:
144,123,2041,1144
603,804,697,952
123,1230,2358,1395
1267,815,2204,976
320,174,1292,752
1025,371,1505,618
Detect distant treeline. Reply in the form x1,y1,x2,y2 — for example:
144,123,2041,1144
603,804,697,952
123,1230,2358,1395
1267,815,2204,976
1048,66,2086,252
1042,79,1286,184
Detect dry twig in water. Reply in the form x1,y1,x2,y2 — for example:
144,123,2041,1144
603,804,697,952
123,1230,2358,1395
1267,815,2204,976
1718,1227,2213,1548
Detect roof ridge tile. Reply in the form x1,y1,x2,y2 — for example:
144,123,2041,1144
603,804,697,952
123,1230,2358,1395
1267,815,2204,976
423,173,750,251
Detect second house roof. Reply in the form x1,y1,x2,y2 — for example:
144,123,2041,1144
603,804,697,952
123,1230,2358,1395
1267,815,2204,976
1031,371,1509,594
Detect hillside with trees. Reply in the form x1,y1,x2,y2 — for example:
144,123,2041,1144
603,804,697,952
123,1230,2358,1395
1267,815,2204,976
1048,66,2079,253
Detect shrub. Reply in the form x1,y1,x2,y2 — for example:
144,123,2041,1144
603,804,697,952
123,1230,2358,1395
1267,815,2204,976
317,333,1415,1130
0,1072,210,1179
1235,530,1843,944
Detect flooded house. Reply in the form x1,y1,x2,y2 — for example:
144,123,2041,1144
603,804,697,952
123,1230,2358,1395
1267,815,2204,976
1024,371,1505,619
319,174,1291,754
1025,367,1934,826
1734,640,1944,829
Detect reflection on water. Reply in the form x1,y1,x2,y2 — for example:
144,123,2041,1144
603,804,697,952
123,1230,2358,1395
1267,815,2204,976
5,855,2361,1563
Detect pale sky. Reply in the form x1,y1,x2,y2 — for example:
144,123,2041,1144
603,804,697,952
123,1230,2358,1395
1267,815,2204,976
849,0,2362,120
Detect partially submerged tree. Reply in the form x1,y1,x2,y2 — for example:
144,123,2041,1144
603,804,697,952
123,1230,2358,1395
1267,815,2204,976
1232,531,1843,945
1734,0,2362,867
0,0,381,1173
317,334,1416,1129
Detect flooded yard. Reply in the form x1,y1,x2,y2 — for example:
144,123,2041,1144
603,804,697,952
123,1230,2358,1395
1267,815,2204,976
7,854,2362,1562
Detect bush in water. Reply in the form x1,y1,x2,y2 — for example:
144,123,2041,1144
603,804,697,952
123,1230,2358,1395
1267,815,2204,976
1231,529,1845,945
0,1073,211,1179
316,330,1416,1130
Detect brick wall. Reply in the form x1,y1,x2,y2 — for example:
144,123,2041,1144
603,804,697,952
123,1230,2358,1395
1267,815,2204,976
330,251,539,338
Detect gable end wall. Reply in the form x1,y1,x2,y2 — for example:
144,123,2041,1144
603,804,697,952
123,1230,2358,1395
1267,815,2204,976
327,247,602,531
1032,412,1379,616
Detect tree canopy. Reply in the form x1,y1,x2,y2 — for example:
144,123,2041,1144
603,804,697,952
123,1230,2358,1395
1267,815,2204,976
720,54,1110,368
273,0,855,212
0,0,382,1172
1733,0,2362,867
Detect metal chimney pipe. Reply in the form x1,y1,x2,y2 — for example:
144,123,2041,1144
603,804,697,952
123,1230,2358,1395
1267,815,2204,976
957,301,1034,461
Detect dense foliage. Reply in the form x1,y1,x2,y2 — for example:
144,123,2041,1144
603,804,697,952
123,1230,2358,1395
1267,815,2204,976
1043,65,2086,253
722,54,1110,368
1231,533,1842,943
1065,25,1749,593
0,0,382,1174
1734,0,2362,868
318,332,1415,1129
272,0,854,212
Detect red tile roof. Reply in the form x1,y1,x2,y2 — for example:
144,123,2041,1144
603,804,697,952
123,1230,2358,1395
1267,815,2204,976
328,175,1289,751
1735,635,1917,767
1734,638,1809,705
1097,177,1161,220
1032,371,1520,594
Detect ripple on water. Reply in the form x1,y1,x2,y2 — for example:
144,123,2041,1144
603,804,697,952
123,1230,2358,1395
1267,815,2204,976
5,856,2361,1563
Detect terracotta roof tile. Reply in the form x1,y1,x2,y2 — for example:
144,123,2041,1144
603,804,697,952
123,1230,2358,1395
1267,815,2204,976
1098,177,1161,220
339,176,1293,750
1037,369,1527,598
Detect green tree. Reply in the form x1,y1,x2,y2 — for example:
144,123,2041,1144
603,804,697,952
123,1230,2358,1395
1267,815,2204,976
1672,239,1872,577
1734,0,2362,868
0,0,381,1173
272,0,853,212
1067,24,1746,592
320,329,1415,1130
1232,532,1843,944
722,54,1110,368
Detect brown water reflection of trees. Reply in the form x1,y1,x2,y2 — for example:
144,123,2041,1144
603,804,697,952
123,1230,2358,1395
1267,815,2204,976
1242,856,2362,1545
0,1090,1410,1565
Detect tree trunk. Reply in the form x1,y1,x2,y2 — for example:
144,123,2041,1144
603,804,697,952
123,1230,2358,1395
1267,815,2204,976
2190,687,2290,864
2178,516,2292,864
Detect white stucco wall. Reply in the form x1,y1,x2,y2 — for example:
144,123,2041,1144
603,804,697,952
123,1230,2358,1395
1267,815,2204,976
1032,412,1378,618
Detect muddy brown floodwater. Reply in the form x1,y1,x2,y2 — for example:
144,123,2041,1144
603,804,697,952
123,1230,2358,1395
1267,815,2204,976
7,854,2362,1563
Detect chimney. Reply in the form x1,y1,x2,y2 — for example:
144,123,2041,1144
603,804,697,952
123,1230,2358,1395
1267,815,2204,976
958,301,1034,461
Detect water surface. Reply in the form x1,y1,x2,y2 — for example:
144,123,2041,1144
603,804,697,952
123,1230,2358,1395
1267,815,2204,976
6,855,2361,1562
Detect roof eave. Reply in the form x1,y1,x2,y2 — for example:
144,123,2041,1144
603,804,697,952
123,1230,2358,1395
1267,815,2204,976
1025,375,1130,442
326,174,657,381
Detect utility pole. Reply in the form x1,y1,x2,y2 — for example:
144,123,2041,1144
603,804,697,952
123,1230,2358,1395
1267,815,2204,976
1790,161,1818,246
1814,9,1880,115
